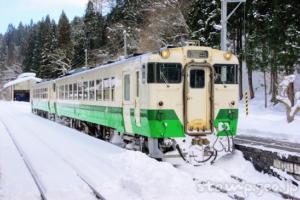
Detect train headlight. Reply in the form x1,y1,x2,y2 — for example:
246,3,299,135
223,52,232,60
160,48,170,59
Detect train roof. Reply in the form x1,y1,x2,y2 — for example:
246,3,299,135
55,52,152,81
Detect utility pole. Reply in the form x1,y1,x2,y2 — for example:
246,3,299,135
220,0,246,51
85,49,88,67
123,30,127,57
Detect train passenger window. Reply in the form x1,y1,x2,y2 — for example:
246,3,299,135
69,84,73,100
103,78,110,101
214,64,237,84
142,65,146,84
136,72,139,97
111,77,115,101
59,86,64,100
147,63,182,83
83,81,88,100
73,83,78,100
190,69,205,88
45,88,48,99
78,82,83,100
124,74,130,101
96,79,102,101
65,85,69,100
89,80,95,101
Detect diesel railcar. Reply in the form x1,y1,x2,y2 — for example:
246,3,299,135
31,43,239,164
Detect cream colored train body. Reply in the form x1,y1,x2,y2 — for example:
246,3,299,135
31,44,239,162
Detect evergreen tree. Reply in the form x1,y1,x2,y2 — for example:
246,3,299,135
71,16,86,68
187,0,220,48
58,11,72,49
84,1,105,50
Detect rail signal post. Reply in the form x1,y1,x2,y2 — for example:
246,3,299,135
221,0,246,51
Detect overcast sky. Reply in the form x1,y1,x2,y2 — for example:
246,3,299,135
0,0,89,34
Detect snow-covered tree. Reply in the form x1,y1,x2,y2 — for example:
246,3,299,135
277,75,300,123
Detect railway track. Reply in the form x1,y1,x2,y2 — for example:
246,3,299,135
234,136,300,154
0,118,106,200
0,119,48,200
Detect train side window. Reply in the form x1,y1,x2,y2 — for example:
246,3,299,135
96,79,102,101
78,82,83,100
45,88,47,99
124,74,130,101
59,85,64,100
65,85,69,100
73,83,78,100
83,81,88,100
136,71,139,97
103,78,110,101
190,69,205,88
89,80,95,101
69,84,73,100
111,77,115,101
142,64,146,84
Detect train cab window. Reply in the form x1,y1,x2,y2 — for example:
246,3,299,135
111,77,115,101
65,85,69,100
78,82,83,100
190,69,205,88
69,84,73,100
96,79,103,101
214,64,238,84
124,74,130,101
103,78,110,101
147,63,182,83
83,81,88,100
89,80,95,101
73,83,78,100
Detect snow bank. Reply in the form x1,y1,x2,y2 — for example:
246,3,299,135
0,101,199,200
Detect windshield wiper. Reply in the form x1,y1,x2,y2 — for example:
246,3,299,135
160,70,170,87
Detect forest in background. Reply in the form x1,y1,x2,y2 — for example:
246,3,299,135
0,0,299,103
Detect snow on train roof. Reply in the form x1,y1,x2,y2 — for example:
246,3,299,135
3,73,42,88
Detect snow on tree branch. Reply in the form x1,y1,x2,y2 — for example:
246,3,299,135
276,75,300,123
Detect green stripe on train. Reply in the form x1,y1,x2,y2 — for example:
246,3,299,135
32,102,238,138
54,103,184,138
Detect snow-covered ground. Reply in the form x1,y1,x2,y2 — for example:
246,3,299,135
238,71,300,143
0,101,299,200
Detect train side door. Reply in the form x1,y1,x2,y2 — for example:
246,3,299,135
123,72,133,133
134,71,141,127
50,83,56,114
185,65,211,134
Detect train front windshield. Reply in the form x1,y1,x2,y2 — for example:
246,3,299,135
214,64,238,84
147,63,182,84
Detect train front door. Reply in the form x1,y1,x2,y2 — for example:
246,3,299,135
185,65,212,134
